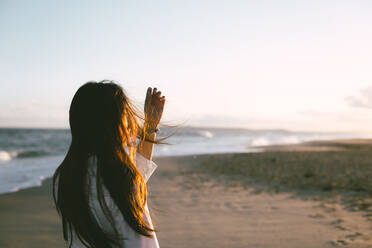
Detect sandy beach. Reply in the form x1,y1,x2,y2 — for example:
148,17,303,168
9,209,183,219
3,0,372,247
1,140,372,247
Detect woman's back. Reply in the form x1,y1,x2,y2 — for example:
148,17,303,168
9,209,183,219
68,154,159,248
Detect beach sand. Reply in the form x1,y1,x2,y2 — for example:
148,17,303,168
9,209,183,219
1,140,372,247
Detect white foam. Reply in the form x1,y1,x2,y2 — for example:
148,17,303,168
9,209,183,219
160,146,169,152
198,130,214,138
251,137,270,146
0,150,19,162
280,136,300,144
0,150,12,161
11,186,20,193
0,155,64,194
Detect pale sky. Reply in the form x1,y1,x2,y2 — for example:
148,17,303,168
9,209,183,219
1,0,372,133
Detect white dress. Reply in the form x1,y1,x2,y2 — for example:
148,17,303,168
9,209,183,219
70,153,160,248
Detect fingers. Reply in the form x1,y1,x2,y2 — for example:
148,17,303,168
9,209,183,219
152,88,159,98
148,87,165,102
150,87,163,97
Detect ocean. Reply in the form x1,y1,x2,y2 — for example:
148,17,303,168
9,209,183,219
0,127,362,194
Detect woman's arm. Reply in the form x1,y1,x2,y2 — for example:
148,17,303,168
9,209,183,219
138,87,165,161
138,132,156,161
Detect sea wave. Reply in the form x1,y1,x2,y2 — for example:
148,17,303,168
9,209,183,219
10,176,45,193
0,150,18,161
0,127,364,195
197,130,214,138
251,137,270,146
250,135,301,147
17,150,50,158
0,149,52,161
279,136,300,144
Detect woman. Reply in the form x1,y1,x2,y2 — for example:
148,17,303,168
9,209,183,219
53,81,165,248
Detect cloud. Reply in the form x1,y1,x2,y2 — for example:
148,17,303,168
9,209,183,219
346,86,372,109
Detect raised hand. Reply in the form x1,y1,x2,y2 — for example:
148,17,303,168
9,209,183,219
144,87,165,130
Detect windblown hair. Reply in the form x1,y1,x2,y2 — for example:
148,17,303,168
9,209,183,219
53,81,157,248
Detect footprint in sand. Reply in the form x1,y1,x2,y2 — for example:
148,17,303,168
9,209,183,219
327,239,350,247
223,201,244,211
336,239,348,246
308,213,325,219
330,219,344,225
327,240,344,247
224,202,233,208
344,232,365,241
329,219,349,231
335,225,348,231
241,204,251,210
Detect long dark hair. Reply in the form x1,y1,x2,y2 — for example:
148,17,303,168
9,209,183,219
53,81,156,248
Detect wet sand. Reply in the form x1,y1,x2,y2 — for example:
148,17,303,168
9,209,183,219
0,140,372,247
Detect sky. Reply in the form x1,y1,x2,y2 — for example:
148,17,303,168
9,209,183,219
1,0,372,133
